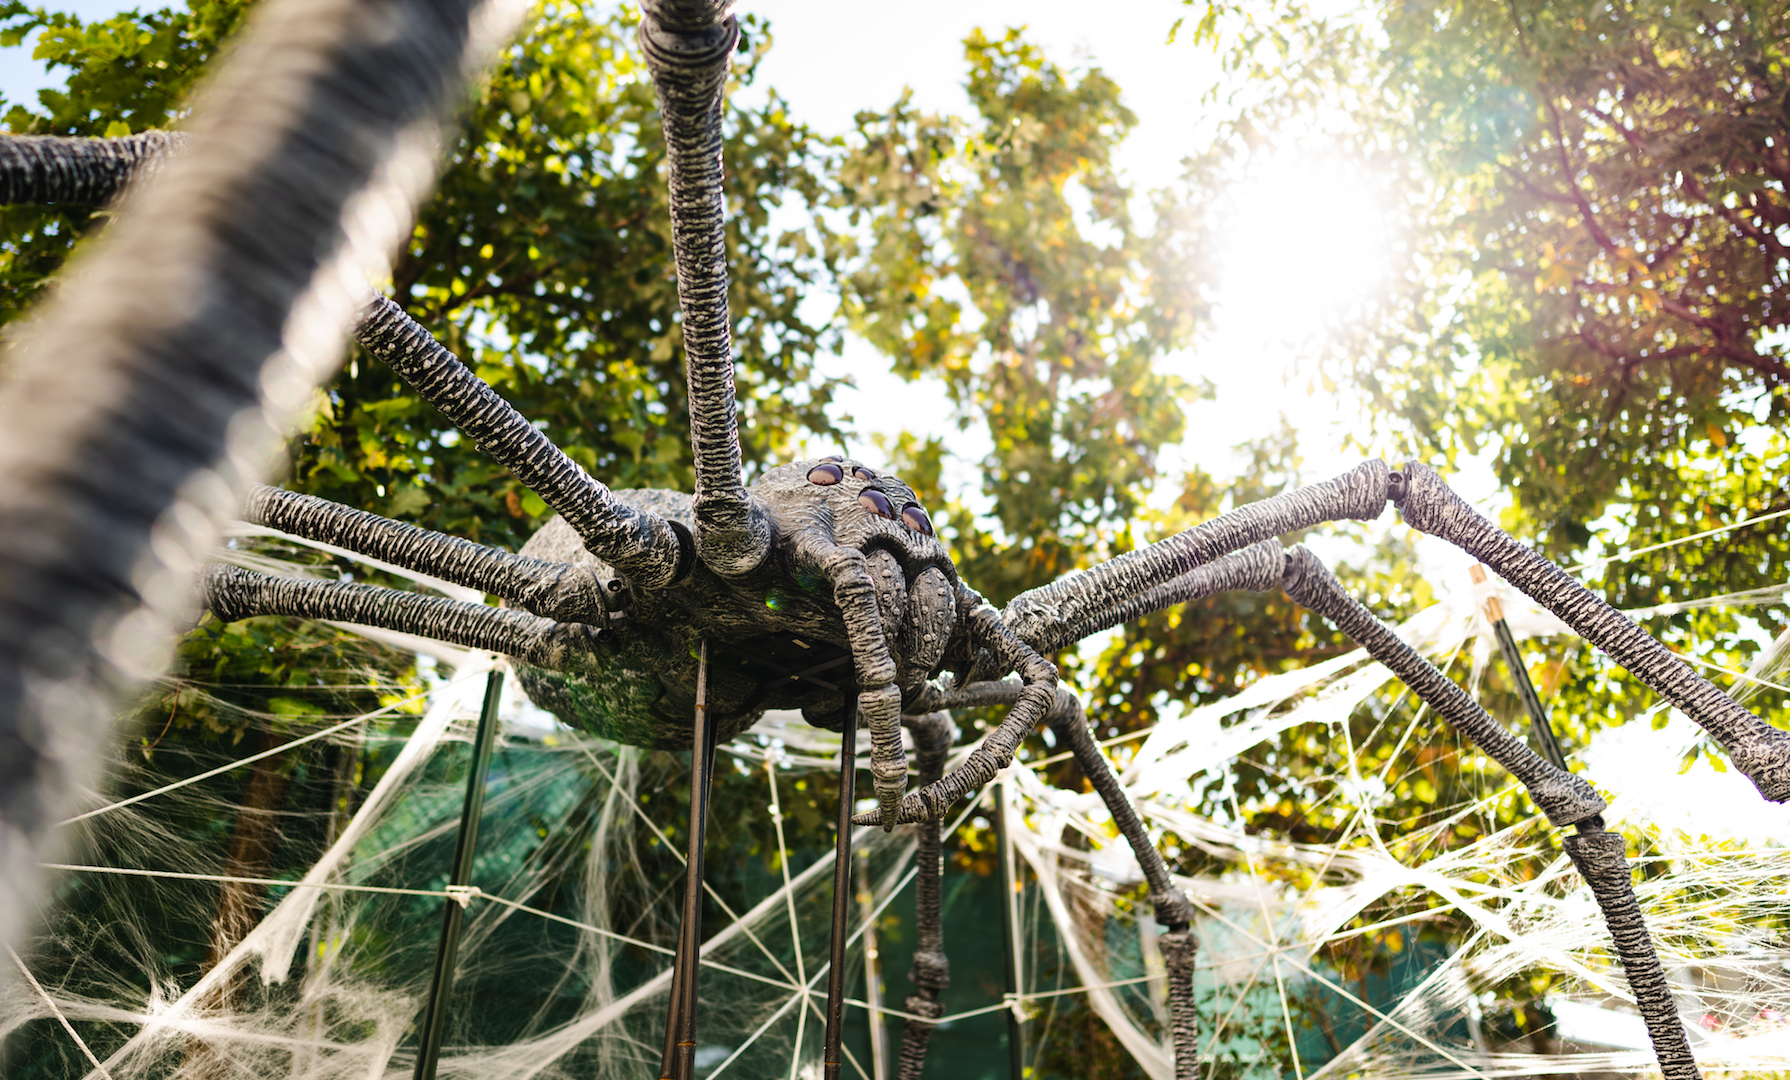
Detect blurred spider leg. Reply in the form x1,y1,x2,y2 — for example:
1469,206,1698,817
1394,462,1790,802
352,297,689,588
855,588,1057,827
199,565,603,671
661,641,718,1080
1277,543,1702,1080
1042,689,1201,1078
895,711,954,1080
1001,459,1393,653
639,0,771,577
0,0,523,954
0,131,185,205
242,485,608,623
823,703,861,1080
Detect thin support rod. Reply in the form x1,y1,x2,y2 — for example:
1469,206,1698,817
823,707,860,1080
412,667,505,1080
1470,565,1569,771
994,777,1026,1080
662,641,718,1080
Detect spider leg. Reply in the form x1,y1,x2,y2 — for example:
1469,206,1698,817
200,564,603,670
852,586,1057,827
0,0,519,952
0,131,184,204
1392,462,1790,802
352,297,691,589
895,711,954,1080
1001,459,1393,651
1042,688,1201,1078
241,484,607,624
638,0,772,578
1278,543,1700,1079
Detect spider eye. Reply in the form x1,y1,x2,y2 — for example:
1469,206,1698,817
902,504,933,535
853,467,877,480
808,463,844,485
819,455,844,462
858,489,895,519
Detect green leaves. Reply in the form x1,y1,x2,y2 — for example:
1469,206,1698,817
830,29,1207,602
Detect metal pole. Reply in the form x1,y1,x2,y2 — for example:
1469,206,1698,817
994,776,1026,1080
856,845,889,1080
662,641,717,1080
1469,565,1570,771
822,707,859,1080
412,666,505,1080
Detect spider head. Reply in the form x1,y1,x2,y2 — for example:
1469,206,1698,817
749,456,965,725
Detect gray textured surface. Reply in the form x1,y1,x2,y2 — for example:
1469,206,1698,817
895,711,953,1080
246,484,606,623
1397,462,1790,802
0,131,185,205
354,295,688,589
1159,930,1200,1080
1002,459,1390,651
1281,544,1608,827
638,0,770,578
0,0,519,954
203,565,599,670
1563,823,1702,1079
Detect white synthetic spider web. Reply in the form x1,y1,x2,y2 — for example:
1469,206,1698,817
1,521,1786,1080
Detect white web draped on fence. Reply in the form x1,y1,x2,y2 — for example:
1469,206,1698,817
2,520,1786,1080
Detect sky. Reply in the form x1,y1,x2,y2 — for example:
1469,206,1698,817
2,1,1779,840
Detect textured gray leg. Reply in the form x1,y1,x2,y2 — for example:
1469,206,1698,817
638,0,771,578
1562,820,1701,1080
1395,462,1790,802
1281,545,1607,827
854,588,1057,826
1278,544,1701,1078
794,535,907,828
242,484,604,624
1002,460,1391,653
895,712,953,1080
352,296,688,589
1023,539,1286,655
1042,689,1200,1075
0,0,520,955
201,565,600,671
0,131,184,205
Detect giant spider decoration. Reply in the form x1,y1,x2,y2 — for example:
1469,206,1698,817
0,1,1785,1078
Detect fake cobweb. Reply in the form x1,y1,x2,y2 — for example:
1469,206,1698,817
3,517,1789,1079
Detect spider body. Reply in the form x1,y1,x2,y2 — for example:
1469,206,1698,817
512,458,965,750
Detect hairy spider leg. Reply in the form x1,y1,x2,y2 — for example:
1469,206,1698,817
0,0,520,952
352,296,692,590
639,0,772,578
894,712,954,1080
853,586,1058,827
790,531,911,827
243,484,610,625
890,684,1204,1078
200,565,604,672
1274,542,1700,1080
661,641,719,1080
1392,462,1790,802
1004,458,1790,804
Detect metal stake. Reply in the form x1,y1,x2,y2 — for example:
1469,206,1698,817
1470,565,1570,771
662,641,718,1080
412,666,505,1080
822,707,859,1080
994,776,1026,1080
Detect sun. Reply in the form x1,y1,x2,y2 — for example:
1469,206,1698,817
1213,147,1396,344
